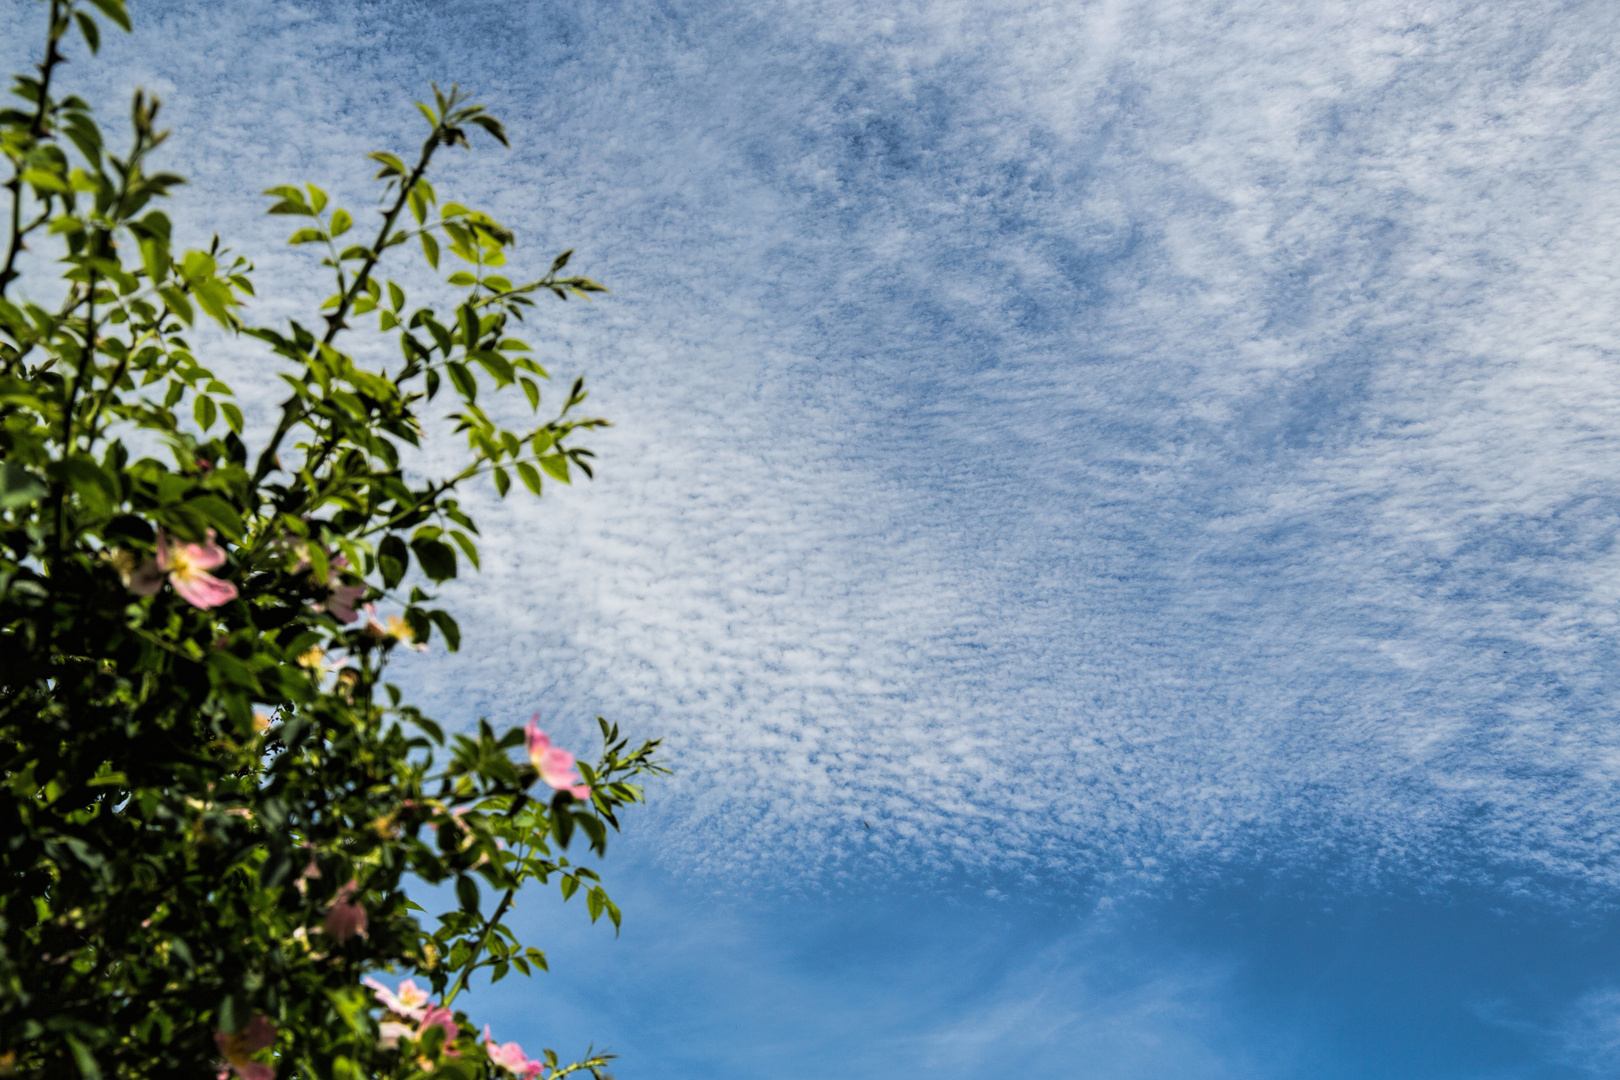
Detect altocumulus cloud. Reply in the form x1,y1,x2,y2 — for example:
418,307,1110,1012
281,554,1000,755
6,0,1620,897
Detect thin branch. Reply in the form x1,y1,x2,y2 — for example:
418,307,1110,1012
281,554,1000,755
249,131,446,494
0,0,66,296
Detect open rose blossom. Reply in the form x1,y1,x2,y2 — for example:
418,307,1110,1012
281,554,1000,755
322,880,368,941
364,976,431,1021
419,1004,460,1051
214,1014,276,1080
525,716,590,800
124,529,238,609
484,1026,545,1078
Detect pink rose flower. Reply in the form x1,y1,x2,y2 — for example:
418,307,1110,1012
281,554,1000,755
214,1014,276,1080
420,1004,461,1054
484,1026,545,1078
322,879,368,941
525,716,590,800
126,528,238,609
364,976,430,1022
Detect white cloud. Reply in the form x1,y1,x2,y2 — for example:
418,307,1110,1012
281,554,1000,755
7,0,1620,894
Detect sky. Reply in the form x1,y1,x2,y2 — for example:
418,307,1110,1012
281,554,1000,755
6,0,1620,1074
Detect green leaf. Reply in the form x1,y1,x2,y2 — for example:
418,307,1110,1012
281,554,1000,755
20,168,69,194
428,609,460,651
492,465,510,497
469,114,510,146
217,995,244,1036
64,1034,102,1080
387,281,405,311
0,463,47,509
516,461,542,496
220,401,244,434
455,874,480,915
446,271,477,287
367,151,407,178
378,534,409,588
51,457,118,516
188,495,244,541
287,228,326,245
520,376,540,411
306,184,329,213
446,362,477,401
158,287,193,326
420,230,440,269
470,350,513,384
329,208,353,237
448,529,480,571
75,11,100,53
194,394,217,431
85,0,132,32
139,237,170,284
410,537,457,581
539,454,571,484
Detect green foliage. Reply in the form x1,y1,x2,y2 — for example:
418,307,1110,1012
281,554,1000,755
0,3,659,1078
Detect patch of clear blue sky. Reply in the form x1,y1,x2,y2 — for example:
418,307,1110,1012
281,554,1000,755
448,853,1620,1080
5,0,1620,1074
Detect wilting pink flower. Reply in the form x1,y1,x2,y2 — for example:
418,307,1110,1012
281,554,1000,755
214,1014,276,1080
484,1026,545,1078
364,976,430,1022
525,716,590,800
322,879,368,941
312,555,366,623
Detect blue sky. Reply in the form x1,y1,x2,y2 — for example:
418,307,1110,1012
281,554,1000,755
7,0,1620,1074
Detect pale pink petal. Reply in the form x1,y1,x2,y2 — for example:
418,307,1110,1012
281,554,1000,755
525,716,550,759
364,977,427,1021
527,718,588,794
327,582,365,624
171,570,239,609
363,976,402,1013
420,1004,460,1051
568,783,591,801
395,979,430,1011
185,531,228,570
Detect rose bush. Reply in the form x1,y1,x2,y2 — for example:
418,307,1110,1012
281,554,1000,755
0,2,663,1077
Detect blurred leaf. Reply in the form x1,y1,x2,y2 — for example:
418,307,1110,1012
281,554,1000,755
0,463,47,509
